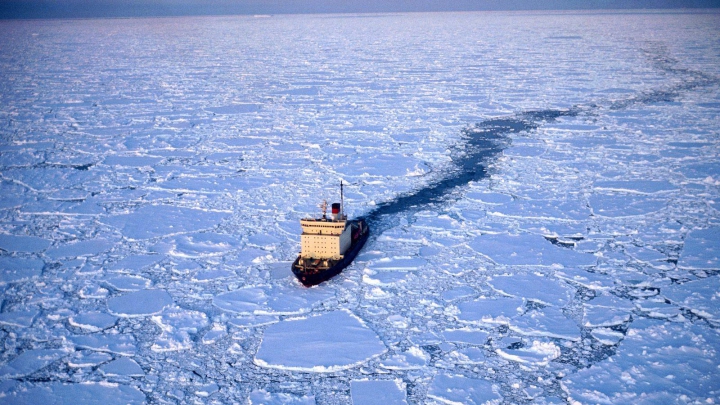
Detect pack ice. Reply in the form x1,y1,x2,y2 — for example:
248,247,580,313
1,10,720,405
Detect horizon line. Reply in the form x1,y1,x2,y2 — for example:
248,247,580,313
2,6,719,22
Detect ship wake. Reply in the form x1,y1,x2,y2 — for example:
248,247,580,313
362,45,719,237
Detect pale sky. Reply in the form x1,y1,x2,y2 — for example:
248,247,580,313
1,0,718,19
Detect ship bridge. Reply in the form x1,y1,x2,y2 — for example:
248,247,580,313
300,217,351,260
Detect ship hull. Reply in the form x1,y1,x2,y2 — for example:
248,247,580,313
292,219,369,287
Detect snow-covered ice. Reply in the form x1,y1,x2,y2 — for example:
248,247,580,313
99,357,145,377
563,318,720,403
69,334,137,356
254,310,386,372
0,349,68,378
107,289,174,317
351,379,407,405
677,226,720,269
469,233,596,267
102,205,231,240
0,257,44,284
1,9,719,404
428,374,501,405
496,340,561,367
3,382,146,405
457,297,526,325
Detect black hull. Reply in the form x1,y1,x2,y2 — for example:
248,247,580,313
292,219,369,287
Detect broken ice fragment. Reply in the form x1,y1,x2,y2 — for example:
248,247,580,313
45,238,115,259
427,374,501,405
589,193,665,217
168,232,240,258
509,307,581,341
191,268,235,282
69,333,137,355
67,351,113,368
202,324,227,344
678,227,720,270
103,154,163,167
469,233,595,267
448,347,487,365
248,390,315,405
3,382,146,404
590,328,625,346
662,277,720,322
0,234,51,253
107,289,173,317
583,306,631,328
213,287,267,314
351,379,407,405
0,257,44,284
563,318,720,403
150,306,208,352
442,286,476,302
228,315,279,328
99,357,144,377
496,340,561,366
105,275,151,291
109,254,162,272
0,309,39,328
442,329,489,345
254,310,386,372
593,180,676,194
488,273,573,306
102,205,230,240
379,347,428,370
456,297,525,325
0,349,68,378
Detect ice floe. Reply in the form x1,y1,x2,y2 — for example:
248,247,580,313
0,349,68,378
69,333,137,356
0,257,44,284
2,382,146,405
488,273,573,306
103,205,230,240
105,275,151,291
379,347,429,370
107,289,173,317
213,285,333,316
563,318,720,403
0,10,719,405
254,310,386,372
662,277,720,323
0,234,51,253
469,233,596,267
427,374,501,405
99,357,145,377
0,309,39,328
442,329,490,345
248,390,315,405
351,379,408,405
677,227,720,270
150,306,209,351
45,238,116,260
67,351,113,368
509,307,581,341
496,340,561,366
456,297,525,325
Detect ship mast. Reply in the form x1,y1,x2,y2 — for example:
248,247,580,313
340,181,344,219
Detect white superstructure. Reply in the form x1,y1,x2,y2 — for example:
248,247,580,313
299,217,352,260
298,183,355,261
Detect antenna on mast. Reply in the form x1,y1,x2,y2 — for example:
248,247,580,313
340,181,345,219
319,200,327,219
